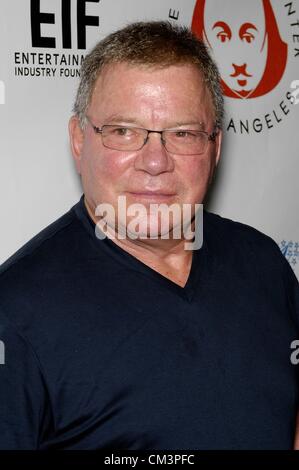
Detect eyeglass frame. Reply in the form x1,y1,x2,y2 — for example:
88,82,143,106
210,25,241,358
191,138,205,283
85,115,219,156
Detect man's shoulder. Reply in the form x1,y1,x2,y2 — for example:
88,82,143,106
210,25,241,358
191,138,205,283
0,201,82,284
204,209,272,240
204,209,277,245
204,210,299,330
0,199,90,335
203,209,286,269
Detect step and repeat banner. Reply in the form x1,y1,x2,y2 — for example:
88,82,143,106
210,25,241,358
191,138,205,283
0,0,298,277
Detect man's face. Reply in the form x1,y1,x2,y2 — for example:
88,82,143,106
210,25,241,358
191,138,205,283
70,62,221,238
203,0,267,97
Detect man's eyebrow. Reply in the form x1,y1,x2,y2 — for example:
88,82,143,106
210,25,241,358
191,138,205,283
104,115,205,129
104,114,140,125
167,121,205,129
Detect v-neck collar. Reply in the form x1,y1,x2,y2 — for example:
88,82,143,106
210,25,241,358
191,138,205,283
73,195,211,302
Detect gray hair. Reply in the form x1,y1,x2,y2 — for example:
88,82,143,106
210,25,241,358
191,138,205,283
73,21,224,129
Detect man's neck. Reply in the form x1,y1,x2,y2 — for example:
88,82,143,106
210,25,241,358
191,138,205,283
84,197,194,287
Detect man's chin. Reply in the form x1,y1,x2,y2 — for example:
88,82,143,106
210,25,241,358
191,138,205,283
125,219,177,241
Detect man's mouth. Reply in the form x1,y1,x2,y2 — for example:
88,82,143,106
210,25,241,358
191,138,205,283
126,191,176,201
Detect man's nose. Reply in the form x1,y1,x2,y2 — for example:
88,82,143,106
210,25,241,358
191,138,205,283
134,132,174,175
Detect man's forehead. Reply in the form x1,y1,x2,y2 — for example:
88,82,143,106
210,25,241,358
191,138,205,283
94,61,205,84
91,62,209,103
88,62,215,125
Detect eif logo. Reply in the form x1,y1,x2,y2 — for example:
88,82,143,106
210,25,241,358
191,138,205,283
31,0,100,49
0,81,4,104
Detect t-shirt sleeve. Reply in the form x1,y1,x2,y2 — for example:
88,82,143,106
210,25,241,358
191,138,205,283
0,317,50,449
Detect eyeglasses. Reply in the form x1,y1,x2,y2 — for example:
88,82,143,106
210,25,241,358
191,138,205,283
86,116,218,155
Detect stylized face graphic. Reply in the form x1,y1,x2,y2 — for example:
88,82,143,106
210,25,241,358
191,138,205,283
192,0,288,99
204,0,267,98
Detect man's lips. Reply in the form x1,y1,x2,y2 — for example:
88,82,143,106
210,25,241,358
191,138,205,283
126,190,176,199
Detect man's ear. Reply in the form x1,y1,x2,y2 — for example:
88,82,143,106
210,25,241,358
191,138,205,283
215,129,222,167
69,116,84,174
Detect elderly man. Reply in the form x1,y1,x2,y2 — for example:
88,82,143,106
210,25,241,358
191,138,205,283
0,21,298,450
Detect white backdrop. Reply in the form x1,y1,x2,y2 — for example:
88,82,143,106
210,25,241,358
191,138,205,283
0,0,298,278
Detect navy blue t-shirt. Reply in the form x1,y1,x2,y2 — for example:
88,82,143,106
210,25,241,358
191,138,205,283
0,195,298,449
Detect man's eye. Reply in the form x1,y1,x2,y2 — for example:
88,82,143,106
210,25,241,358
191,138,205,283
174,131,196,138
112,127,131,136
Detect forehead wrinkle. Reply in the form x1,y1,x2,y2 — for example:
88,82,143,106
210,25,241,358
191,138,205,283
95,112,206,130
90,63,214,129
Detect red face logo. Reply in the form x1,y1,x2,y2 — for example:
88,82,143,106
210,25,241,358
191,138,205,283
191,0,288,99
